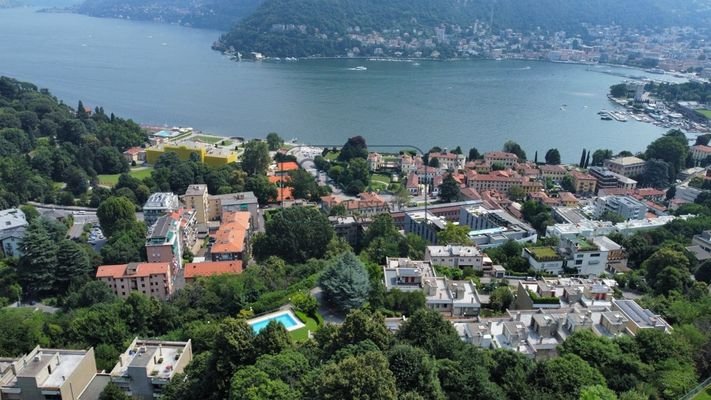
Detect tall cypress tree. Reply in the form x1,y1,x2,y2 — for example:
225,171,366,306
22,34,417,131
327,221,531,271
534,151,538,164
584,152,591,168
579,149,587,167
18,221,58,298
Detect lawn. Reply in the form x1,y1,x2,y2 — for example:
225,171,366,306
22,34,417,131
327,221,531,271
371,174,391,184
290,311,320,342
693,387,711,400
193,135,226,144
324,151,340,161
98,167,153,187
696,109,711,120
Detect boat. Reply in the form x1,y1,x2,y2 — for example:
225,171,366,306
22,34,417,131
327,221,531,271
413,62,421,66
349,66,367,71
601,115,613,121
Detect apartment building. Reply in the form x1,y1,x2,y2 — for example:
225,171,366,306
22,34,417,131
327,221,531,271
210,211,251,262
611,299,672,334
588,167,638,191
404,211,448,244
538,164,567,182
96,262,173,300
425,245,485,270
0,208,27,257
143,193,180,227
594,196,648,220
181,184,209,224
183,261,243,284
206,192,259,226
465,170,542,194
459,205,538,248
428,152,466,171
483,151,519,168
146,216,182,269
569,171,597,194
690,144,711,163
109,338,192,400
0,346,97,400
603,156,646,177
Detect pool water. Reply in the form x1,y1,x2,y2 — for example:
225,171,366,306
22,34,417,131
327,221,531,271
249,312,300,333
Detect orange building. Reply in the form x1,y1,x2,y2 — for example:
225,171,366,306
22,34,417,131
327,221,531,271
96,262,173,300
210,211,251,262
184,261,243,284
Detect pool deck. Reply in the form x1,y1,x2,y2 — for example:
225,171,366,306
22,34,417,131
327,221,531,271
247,309,305,332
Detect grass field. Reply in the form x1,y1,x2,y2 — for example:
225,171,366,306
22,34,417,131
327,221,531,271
98,167,153,187
193,135,226,144
697,109,711,119
692,387,711,400
324,151,340,161
290,311,320,342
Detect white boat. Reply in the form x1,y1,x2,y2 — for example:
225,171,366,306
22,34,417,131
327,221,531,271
348,66,368,71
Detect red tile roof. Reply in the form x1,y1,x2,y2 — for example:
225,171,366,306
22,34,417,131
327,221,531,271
184,261,243,279
276,162,299,172
211,211,250,254
96,263,170,279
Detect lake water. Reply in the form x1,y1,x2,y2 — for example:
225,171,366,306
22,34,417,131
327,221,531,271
0,8,676,162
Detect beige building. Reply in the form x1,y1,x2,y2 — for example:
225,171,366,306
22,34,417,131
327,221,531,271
109,338,192,400
569,171,598,194
483,151,519,168
0,346,97,400
690,144,711,163
603,156,646,177
181,184,209,224
96,262,173,300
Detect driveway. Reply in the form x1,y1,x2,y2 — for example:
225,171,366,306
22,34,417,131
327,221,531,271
310,286,345,325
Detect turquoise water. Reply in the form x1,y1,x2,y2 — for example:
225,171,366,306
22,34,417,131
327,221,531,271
249,312,300,333
0,8,681,162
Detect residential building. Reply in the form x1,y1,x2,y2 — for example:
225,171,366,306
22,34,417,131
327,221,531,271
558,192,578,207
273,161,299,176
569,171,597,194
589,167,638,190
558,237,609,276
383,257,436,292
594,196,648,220
674,184,703,204
513,278,617,310
321,193,389,217
522,247,565,275
143,193,180,227
425,245,485,269
109,338,193,400
691,231,711,253
96,262,173,300
181,184,209,224
690,144,711,163
611,299,672,334
603,156,646,177
0,346,97,400
428,152,466,171
328,216,367,248
146,215,183,269
483,151,519,168
184,261,243,284
539,164,567,182
210,211,251,262
367,152,384,171
406,172,420,195
122,147,146,164
465,170,543,194
399,154,421,174
593,236,628,272
145,141,237,167
404,211,448,244
0,208,27,257
459,205,538,248
422,276,481,317
206,192,259,226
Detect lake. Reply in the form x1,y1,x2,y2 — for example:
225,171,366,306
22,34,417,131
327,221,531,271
0,8,676,162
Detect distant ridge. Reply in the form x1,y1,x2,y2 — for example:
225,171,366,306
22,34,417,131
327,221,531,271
214,0,711,58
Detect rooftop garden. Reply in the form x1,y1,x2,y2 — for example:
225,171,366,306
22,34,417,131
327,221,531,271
526,247,563,262
575,238,599,252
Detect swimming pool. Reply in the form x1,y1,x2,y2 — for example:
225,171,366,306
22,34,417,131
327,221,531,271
247,310,305,333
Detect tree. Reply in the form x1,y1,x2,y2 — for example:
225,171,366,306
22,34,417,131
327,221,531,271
507,185,525,201
695,134,711,146
438,173,460,202
266,132,284,151
436,223,470,245
210,317,256,397
309,352,397,400
467,147,481,161
639,159,671,188
319,252,370,311
18,220,58,298
580,149,587,168
666,185,676,201
98,383,129,400
641,246,691,295
584,152,591,168
592,149,613,166
532,354,606,400
242,140,270,176
545,148,561,165
397,309,463,359
695,260,711,284
429,157,440,168
100,225,146,264
503,140,526,161
387,345,444,400
288,169,319,200
253,321,293,357
64,166,89,196
489,286,514,312
230,367,297,400
646,130,689,178
338,136,368,162
97,196,137,237
579,385,617,400
95,146,128,174
55,239,91,293
610,83,628,98
245,175,278,205
335,310,392,351
254,207,334,263
534,151,538,164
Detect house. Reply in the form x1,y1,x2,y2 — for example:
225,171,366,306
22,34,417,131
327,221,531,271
483,151,519,168
0,208,27,257
0,346,98,400
522,247,565,275
422,277,481,317
206,191,259,228
321,192,389,217
603,156,646,177
184,261,243,283
687,230,711,261
367,152,384,171
588,167,637,191
558,237,609,276
210,211,251,262
404,211,447,244
383,257,436,292
459,205,538,249
513,278,616,310
428,152,466,171
611,299,672,334
406,172,420,195
143,192,180,227
425,245,485,270
273,161,299,176
569,171,597,194
558,192,578,207
109,338,193,399
96,262,173,300
539,164,567,182
328,216,368,248
122,147,146,164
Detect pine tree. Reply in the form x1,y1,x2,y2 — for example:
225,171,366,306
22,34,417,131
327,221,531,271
534,151,538,164
18,221,58,298
76,100,88,120
579,149,587,167
584,152,591,168
56,239,91,293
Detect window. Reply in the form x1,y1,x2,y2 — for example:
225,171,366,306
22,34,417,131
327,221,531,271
575,260,583,265
590,253,600,257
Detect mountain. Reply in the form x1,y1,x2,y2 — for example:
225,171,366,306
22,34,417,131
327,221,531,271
75,0,263,30
214,0,711,58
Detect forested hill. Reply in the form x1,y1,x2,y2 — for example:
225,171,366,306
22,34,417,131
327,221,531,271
75,0,263,30
214,0,711,57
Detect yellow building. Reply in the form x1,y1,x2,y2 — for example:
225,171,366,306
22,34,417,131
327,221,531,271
146,141,237,166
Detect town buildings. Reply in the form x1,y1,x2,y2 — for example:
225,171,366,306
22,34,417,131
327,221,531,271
459,205,538,248
593,195,648,220
0,346,97,400
122,147,146,165
404,211,447,244
465,170,543,194
513,278,616,310
0,208,27,257
145,215,183,270
690,144,711,164
603,156,646,177
143,193,180,227
320,192,389,217
145,141,237,166
184,261,243,284
425,245,485,270
209,211,251,262
483,152,519,168
588,167,638,191
569,171,598,194
181,184,209,224
96,262,173,300
428,152,466,171
109,338,193,399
